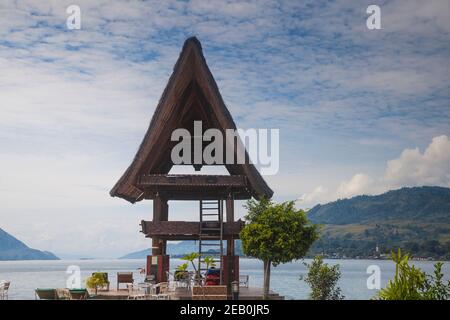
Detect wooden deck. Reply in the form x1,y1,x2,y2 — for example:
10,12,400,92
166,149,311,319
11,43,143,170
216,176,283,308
93,289,129,300
91,287,284,300
170,287,284,300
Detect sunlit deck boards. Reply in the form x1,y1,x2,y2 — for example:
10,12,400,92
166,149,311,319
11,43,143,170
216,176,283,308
91,287,284,300
161,287,285,300
93,290,129,300
140,220,244,240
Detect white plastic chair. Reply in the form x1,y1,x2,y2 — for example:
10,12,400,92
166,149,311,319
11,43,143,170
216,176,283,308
0,281,10,300
239,275,249,288
151,282,170,300
0,281,4,300
165,271,177,292
127,284,146,300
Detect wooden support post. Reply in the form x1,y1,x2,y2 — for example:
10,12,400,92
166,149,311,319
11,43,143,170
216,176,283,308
151,240,160,256
152,194,169,283
151,195,161,257
225,195,235,291
226,196,234,222
152,194,169,256
226,195,235,256
161,199,168,256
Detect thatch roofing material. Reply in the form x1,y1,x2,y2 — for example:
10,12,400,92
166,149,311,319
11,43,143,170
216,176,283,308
110,37,273,203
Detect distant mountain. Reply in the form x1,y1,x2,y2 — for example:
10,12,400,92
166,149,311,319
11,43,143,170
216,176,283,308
308,186,450,225
307,186,450,259
0,228,59,261
120,240,243,259
55,253,97,260
120,249,149,259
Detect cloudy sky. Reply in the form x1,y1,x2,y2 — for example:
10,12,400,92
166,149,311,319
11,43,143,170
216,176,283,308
0,0,449,257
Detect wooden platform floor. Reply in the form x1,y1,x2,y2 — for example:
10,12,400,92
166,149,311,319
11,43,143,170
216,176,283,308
92,287,284,300
170,287,284,300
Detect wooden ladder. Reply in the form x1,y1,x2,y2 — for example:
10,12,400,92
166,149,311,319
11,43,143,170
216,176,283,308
198,199,224,285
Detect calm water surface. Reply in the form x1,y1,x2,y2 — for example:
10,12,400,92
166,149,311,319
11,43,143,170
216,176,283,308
1,258,448,300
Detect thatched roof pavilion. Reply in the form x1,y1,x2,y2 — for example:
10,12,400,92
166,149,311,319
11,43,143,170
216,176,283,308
110,37,272,288
110,37,272,203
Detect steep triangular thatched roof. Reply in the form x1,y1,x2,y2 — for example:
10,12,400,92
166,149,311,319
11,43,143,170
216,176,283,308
110,37,273,203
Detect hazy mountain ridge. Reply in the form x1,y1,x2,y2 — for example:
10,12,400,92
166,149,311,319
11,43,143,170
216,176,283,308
0,228,59,261
308,186,450,225
120,240,243,259
308,187,450,259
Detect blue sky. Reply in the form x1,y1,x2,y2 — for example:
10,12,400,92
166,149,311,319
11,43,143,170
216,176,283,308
0,0,449,257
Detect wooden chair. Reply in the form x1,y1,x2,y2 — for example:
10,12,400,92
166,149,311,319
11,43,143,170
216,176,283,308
56,288,71,300
117,272,134,290
35,288,57,300
69,288,89,300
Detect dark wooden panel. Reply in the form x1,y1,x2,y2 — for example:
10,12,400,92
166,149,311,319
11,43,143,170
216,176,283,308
138,174,247,187
137,174,251,200
140,220,244,240
143,190,251,200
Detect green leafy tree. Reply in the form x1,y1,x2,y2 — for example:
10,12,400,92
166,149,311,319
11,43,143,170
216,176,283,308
301,255,344,300
244,197,273,222
241,198,319,299
423,262,450,300
86,273,108,294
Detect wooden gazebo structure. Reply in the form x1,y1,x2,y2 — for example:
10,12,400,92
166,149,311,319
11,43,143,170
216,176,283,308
110,37,273,290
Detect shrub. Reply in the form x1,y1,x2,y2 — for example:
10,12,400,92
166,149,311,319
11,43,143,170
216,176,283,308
301,255,344,300
376,249,450,300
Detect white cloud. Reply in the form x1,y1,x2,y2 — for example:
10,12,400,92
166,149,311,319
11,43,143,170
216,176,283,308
384,135,450,188
336,174,373,199
298,186,328,205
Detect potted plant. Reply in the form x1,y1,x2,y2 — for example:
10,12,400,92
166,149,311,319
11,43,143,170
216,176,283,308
182,252,202,284
174,263,189,281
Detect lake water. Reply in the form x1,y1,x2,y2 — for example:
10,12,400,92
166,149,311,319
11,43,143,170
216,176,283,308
1,258,448,300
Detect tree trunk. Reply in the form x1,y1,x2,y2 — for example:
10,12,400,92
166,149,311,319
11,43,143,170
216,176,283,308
263,260,271,299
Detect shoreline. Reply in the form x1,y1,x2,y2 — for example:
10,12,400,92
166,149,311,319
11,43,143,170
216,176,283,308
1,257,449,262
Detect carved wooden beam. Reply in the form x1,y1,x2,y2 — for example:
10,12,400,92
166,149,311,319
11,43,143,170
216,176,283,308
140,220,244,240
